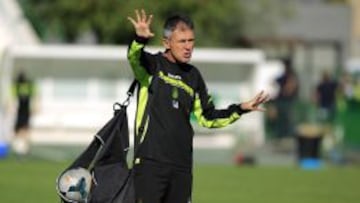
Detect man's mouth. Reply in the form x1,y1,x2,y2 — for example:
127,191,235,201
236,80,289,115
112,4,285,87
184,53,191,58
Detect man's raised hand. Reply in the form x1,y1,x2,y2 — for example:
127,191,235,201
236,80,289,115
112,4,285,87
128,9,154,38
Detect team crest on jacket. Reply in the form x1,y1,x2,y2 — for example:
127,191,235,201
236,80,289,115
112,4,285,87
172,87,179,109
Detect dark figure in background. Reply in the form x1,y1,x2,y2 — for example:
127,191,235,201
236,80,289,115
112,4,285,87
315,70,339,124
313,70,342,162
12,71,35,156
274,58,299,139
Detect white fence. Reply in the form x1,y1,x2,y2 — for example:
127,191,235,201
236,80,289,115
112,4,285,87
1,45,282,149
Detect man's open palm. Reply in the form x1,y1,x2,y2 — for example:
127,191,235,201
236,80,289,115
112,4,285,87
128,9,154,38
241,91,270,112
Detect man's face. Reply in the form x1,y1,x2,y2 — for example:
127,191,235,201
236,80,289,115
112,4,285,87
163,24,195,64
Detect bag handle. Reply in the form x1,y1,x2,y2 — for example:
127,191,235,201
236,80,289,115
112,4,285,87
127,79,138,96
113,79,138,111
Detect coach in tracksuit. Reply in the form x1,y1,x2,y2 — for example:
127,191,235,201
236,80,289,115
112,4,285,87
127,9,269,203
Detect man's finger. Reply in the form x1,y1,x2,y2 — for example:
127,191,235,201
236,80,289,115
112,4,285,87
147,14,153,25
127,17,136,26
263,94,271,103
257,93,270,104
141,9,146,22
255,106,266,112
135,9,140,22
254,91,264,104
253,92,270,106
148,32,155,37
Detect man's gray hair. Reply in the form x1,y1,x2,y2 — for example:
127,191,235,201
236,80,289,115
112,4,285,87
163,14,194,38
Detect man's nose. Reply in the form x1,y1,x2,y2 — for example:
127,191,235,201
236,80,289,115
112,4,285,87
184,41,193,49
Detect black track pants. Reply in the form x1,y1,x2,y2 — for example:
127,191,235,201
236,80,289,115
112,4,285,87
134,159,192,203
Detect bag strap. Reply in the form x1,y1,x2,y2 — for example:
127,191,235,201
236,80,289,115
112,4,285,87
127,79,138,96
119,79,138,108
111,79,139,167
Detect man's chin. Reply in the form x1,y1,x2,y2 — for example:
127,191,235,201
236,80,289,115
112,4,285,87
181,57,191,63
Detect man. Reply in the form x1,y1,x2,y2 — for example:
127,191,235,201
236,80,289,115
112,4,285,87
127,9,269,203
315,70,338,124
273,58,299,139
12,71,35,156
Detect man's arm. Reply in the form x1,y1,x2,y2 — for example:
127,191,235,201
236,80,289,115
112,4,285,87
127,39,152,85
192,74,269,128
127,9,155,85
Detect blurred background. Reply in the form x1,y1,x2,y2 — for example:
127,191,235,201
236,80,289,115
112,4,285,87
0,0,360,203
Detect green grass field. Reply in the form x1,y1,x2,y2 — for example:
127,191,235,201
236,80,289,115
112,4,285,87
0,157,360,203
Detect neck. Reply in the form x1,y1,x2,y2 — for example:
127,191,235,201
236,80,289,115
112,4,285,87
163,50,176,63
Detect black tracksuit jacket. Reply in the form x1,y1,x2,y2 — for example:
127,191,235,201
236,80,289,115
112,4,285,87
128,37,246,168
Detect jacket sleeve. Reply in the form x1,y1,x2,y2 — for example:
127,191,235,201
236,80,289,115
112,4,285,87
127,36,157,136
127,36,156,86
192,73,248,128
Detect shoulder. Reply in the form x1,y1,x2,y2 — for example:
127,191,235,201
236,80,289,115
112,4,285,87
186,63,201,76
183,63,204,84
184,64,207,91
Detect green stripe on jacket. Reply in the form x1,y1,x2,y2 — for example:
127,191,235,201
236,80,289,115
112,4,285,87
192,94,240,128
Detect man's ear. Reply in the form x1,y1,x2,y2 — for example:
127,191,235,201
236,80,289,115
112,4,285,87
163,37,170,49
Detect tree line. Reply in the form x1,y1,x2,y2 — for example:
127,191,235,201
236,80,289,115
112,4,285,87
19,0,296,47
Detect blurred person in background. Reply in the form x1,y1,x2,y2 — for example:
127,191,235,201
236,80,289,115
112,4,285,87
313,70,357,164
272,58,299,142
127,9,270,203
314,70,339,125
11,70,35,156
